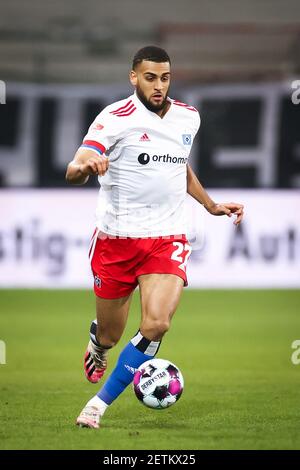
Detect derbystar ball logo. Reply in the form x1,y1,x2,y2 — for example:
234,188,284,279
138,153,188,165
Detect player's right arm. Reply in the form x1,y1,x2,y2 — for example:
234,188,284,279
65,148,109,185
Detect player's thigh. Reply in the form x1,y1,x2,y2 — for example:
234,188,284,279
138,273,184,323
95,292,133,344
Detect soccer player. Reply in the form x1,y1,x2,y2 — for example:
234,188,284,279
66,46,244,429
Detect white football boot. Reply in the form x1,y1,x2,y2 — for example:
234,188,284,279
76,405,102,429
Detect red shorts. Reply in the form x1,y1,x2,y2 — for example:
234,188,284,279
89,230,192,299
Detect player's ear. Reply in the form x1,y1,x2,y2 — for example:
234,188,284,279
129,70,137,86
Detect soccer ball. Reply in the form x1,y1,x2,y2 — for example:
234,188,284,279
133,358,184,409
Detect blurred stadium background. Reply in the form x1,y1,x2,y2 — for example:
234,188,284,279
0,0,300,450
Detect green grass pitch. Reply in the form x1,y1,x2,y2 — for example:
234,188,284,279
0,289,300,450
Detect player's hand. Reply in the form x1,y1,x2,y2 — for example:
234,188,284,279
207,202,244,225
79,155,109,177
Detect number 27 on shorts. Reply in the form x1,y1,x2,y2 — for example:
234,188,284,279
171,242,192,271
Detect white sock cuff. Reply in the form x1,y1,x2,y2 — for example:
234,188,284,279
86,395,109,416
131,330,161,356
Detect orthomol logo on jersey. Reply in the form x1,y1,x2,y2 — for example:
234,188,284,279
138,153,188,165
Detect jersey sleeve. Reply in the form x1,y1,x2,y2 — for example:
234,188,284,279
80,108,123,156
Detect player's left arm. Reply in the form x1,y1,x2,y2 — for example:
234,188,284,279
186,164,244,225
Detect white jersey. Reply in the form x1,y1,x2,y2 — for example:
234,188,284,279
81,92,200,237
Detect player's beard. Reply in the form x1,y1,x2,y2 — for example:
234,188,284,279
136,85,169,113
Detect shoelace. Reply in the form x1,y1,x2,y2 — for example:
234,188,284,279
81,406,99,418
91,344,108,369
